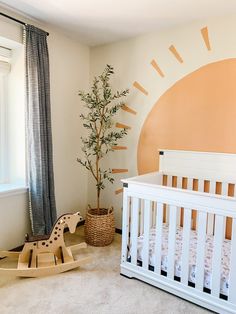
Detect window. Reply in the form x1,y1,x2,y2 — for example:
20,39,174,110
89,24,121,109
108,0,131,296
0,48,11,184
0,43,26,192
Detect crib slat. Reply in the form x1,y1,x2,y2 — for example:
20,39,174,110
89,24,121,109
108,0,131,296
165,205,170,224
229,218,236,302
166,176,172,224
152,202,157,228
177,176,182,188
195,211,207,291
181,208,192,285
187,178,193,190
198,179,204,192
195,180,204,231
140,199,144,235
167,175,172,187
130,197,139,265
221,182,228,196
143,200,151,270
176,177,182,225
211,215,225,297
167,205,177,279
207,181,216,235
209,181,216,194
154,203,164,274
196,181,205,230
121,191,130,263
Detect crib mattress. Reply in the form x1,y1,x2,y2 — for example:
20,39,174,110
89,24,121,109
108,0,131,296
134,224,231,296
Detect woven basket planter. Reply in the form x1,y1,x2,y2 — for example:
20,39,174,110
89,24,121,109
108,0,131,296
84,207,115,247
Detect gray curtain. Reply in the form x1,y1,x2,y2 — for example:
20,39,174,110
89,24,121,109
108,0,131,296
25,25,57,235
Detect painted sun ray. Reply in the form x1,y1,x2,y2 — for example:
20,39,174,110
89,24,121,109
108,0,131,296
116,122,131,130
201,27,211,51
115,188,123,195
112,169,128,174
150,59,165,77
122,104,137,115
112,146,127,150
133,81,148,96
169,45,184,63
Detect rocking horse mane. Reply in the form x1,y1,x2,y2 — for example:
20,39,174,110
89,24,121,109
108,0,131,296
25,212,80,242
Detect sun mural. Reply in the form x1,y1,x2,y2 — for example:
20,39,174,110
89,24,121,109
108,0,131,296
137,57,236,174
110,27,236,230
113,27,214,192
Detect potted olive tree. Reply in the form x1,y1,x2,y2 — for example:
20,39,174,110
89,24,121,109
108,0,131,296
78,65,129,246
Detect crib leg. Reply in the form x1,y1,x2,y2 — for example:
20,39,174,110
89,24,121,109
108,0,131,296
120,273,133,279
120,267,134,279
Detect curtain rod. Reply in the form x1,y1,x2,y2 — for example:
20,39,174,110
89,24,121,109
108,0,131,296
0,12,49,36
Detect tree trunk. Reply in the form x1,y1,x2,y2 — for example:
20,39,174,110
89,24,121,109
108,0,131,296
97,188,100,214
96,154,100,214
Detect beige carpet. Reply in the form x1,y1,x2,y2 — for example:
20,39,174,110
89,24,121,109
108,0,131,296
0,227,211,314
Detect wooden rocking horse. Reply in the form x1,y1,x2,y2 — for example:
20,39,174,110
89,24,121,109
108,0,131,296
0,212,91,277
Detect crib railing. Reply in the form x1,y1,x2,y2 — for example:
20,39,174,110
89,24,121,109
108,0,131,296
162,172,235,237
121,180,236,313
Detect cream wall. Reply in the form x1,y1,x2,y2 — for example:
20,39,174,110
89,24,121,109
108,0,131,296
90,14,236,228
0,7,90,249
48,29,89,217
0,192,29,249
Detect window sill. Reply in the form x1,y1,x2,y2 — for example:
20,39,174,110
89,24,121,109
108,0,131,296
0,184,28,198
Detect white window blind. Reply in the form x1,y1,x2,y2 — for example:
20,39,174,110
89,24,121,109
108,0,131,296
0,46,11,59
0,46,10,183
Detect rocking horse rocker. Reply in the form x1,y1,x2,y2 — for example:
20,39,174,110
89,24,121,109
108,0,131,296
0,212,91,277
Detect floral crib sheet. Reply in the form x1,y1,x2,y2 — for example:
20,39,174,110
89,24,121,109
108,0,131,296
131,223,231,296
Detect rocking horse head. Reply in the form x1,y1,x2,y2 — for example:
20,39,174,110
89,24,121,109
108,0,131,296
57,212,83,234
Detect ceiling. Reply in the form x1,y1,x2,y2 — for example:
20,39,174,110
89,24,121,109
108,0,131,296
1,0,236,46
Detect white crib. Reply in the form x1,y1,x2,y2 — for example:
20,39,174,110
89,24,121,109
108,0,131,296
120,150,236,314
